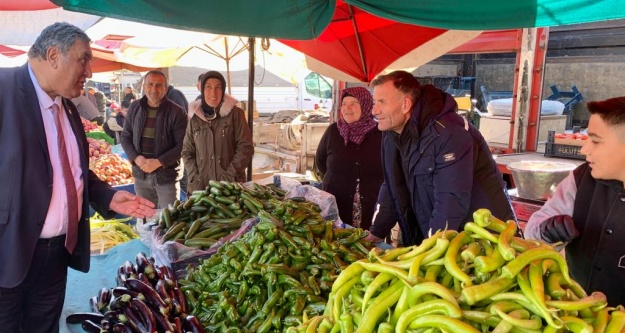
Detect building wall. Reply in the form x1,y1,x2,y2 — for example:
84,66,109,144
421,57,625,127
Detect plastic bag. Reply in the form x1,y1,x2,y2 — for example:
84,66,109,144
540,100,565,115
167,216,259,279
246,174,301,193
487,98,565,117
135,211,159,249
286,184,340,222
486,98,513,116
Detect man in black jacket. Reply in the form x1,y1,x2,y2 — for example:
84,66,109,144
167,84,189,111
121,70,188,208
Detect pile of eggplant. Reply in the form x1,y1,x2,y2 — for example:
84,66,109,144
66,252,204,333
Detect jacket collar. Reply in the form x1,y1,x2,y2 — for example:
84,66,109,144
191,94,238,121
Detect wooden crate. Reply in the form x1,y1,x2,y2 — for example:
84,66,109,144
253,123,282,144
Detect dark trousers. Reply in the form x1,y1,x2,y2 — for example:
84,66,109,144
0,235,70,333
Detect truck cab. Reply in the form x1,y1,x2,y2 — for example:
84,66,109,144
298,71,333,110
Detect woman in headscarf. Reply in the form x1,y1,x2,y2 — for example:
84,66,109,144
181,71,254,193
315,87,383,229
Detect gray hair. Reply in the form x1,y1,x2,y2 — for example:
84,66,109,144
144,70,168,85
28,22,91,60
371,70,421,106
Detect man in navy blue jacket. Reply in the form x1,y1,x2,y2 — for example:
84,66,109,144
366,71,514,246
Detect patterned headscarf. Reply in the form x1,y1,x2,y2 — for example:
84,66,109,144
337,87,377,145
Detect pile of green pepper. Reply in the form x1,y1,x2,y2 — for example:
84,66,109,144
290,209,625,333
179,198,373,332
158,181,287,249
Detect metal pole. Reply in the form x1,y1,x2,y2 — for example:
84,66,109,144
348,5,367,81
224,37,233,96
246,37,255,182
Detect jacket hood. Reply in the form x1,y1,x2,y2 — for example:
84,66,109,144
200,70,226,113
409,85,458,133
191,94,238,121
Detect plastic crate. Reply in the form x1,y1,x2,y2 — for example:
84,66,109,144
544,143,585,160
544,131,585,160
415,76,460,92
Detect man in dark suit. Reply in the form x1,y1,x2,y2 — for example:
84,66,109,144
0,23,155,333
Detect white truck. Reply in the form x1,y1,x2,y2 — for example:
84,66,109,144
178,71,333,115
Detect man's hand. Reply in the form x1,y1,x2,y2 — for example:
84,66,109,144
140,158,162,173
109,191,156,219
134,155,147,167
540,215,579,244
364,233,385,243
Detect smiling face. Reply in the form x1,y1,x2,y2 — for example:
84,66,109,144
203,78,224,108
48,39,93,99
341,96,362,124
143,73,167,107
580,114,625,183
372,80,412,133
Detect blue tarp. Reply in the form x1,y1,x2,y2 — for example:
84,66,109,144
61,239,148,333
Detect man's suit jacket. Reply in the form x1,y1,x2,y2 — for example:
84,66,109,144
0,64,117,288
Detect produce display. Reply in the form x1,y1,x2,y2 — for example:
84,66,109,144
88,137,112,160
90,153,133,186
554,132,589,141
67,253,205,333
82,117,101,132
289,209,625,333
179,198,373,332
157,181,287,250
90,213,137,255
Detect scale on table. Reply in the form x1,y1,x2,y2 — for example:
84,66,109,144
506,160,577,228
508,188,545,228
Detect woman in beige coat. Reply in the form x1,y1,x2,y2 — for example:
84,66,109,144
182,71,253,193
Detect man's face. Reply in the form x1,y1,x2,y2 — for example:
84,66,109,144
203,78,224,108
50,39,93,99
143,73,167,106
580,114,625,182
372,80,411,133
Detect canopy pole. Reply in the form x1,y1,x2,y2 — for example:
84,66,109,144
246,37,255,182
224,38,233,95
348,5,367,81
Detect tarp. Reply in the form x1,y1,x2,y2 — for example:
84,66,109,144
279,0,481,82
0,2,99,45
51,0,334,40
50,0,625,40
348,0,625,30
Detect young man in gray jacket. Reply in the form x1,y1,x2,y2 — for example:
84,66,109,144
525,96,625,306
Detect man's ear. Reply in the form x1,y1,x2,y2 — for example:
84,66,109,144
401,96,413,115
47,46,59,69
